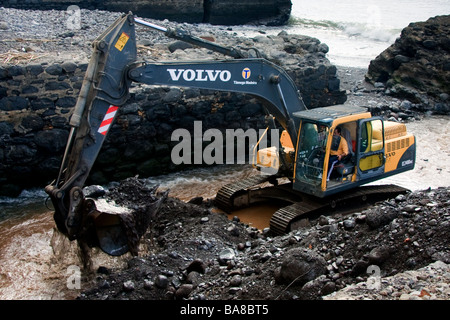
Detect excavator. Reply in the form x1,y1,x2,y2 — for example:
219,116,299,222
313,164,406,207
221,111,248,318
44,12,416,257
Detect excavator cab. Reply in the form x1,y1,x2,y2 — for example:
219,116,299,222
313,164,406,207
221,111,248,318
292,105,415,198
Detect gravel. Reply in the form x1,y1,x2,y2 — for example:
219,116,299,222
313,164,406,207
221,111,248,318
77,177,450,301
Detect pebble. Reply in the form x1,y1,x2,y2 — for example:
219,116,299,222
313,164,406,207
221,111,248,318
155,275,169,289
343,218,356,230
122,280,135,292
218,248,236,265
230,275,242,287
175,284,194,299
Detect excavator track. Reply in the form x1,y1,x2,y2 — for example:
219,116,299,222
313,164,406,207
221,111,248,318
270,199,326,235
270,184,410,235
215,176,409,235
215,174,274,212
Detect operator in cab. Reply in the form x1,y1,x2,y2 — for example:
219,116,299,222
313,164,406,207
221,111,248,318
330,126,349,163
317,126,349,180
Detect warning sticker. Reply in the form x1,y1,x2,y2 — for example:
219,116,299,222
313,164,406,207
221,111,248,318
115,32,130,51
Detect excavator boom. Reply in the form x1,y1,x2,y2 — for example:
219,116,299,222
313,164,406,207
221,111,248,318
45,12,307,256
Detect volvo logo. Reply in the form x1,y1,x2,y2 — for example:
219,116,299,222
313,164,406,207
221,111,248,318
167,69,231,82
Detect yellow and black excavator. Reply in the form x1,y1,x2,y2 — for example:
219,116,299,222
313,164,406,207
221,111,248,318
45,13,416,256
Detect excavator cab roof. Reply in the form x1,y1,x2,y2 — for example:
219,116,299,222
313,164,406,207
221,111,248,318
293,105,370,125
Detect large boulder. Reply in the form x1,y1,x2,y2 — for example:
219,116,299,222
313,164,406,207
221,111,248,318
366,15,450,113
275,248,327,286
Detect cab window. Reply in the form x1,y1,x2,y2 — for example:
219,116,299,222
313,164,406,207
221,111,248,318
359,119,384,171
296,122,329,182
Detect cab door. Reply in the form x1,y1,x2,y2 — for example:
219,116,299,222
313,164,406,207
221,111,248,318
356,118,385,180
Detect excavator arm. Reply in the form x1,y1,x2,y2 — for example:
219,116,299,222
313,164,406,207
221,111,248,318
128,59,303,141
45,12,307,256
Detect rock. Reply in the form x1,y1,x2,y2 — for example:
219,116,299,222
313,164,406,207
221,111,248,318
228,225,240,236
403,204,419,213
21,115,44,131
143,279,154,290
320,281,336,296
343,219,356,230
186,259,206,274
0,21,8,30
0,96,28,111
186,271,202,286
45,64,63,76
154,275,169,289
122,280,135,292
218,248,236,265
351,260,370,276
230,275,242,287
83,185,106,198
366,15,450,112
275,248,327,286
318,215,330,226
175,284,194,299
365,207,398,229
200,216,209,223
366,246,390,265
61,62,77,73
297,275,328,300
34,129,69,153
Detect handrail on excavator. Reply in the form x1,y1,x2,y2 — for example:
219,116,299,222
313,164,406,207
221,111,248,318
134,17,245,58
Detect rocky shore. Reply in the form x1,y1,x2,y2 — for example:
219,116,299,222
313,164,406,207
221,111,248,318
366,15,450,115
77,177,449,301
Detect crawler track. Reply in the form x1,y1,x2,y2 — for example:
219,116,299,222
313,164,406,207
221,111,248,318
270,184,409,235
214,174,274,212
215,177,409,235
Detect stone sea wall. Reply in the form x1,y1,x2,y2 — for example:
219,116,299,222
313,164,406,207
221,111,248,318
0,0,292,25
0,31,346,196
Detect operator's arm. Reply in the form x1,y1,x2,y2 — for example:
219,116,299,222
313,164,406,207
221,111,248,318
330,136,348,158
334,137,349,160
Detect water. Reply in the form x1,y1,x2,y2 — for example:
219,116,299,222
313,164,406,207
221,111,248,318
288,0,450,67
230,0,450,68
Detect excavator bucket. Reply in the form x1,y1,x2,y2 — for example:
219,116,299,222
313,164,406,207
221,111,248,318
92,210,130,256
45,183,154,257
74,194,154,257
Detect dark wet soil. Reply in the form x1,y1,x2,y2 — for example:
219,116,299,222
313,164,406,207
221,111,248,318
77,176,449,301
